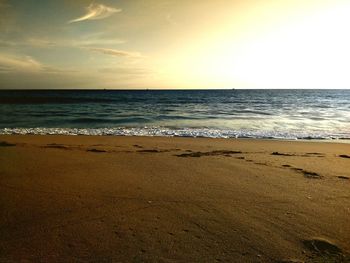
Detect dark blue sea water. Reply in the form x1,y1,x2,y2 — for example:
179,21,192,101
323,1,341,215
1,89,349,140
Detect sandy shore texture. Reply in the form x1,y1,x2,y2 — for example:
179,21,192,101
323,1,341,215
0,135,349,262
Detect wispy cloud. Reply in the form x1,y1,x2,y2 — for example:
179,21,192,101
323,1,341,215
0,53,75,74
26,38,57,48
99,67,151,75
0,65,12,73
69,3,121,23
0,54,43,73
70,33,126,46
0,35,125,48
88,48,144,58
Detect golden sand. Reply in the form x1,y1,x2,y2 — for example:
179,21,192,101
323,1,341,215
0,135,349,262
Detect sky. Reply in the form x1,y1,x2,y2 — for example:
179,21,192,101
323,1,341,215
0,0,350,89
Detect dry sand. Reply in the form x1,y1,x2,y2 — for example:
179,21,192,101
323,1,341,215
0,135,349,262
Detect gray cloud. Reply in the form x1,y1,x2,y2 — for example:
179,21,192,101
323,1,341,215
69,3,121,23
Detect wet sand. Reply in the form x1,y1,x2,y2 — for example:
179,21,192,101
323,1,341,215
0,135,349,262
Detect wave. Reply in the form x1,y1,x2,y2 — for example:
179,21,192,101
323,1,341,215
0,127,349,141
70,117,151,124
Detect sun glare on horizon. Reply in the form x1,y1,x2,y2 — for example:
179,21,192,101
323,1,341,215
160,1,350,89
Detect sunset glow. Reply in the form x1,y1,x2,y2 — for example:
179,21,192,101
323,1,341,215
0,0,349,89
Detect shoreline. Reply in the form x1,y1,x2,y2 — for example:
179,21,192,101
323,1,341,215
1,126,349,143
1,135,349,262
1,133,350,144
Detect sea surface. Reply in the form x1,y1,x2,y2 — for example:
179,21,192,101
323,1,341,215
1,89,349,140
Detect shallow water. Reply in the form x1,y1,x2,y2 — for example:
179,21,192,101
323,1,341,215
1,89,349,140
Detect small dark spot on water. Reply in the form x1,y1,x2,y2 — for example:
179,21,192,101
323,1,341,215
339,154,350,159
338,176,349,180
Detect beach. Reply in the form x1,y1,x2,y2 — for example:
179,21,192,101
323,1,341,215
0,135,349,262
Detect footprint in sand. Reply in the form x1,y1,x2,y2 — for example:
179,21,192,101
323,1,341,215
302,170,322,179
272,152,325,157
0,141,16,147
44,144,70,150
276,260,304,263
138,149,160,153
282,165,322,179
87,148,107,153
272,152,294,156
302,238,348,261
305,152,325,157
176,150,242,158
291,167,303,171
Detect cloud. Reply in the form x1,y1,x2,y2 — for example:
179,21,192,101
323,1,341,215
99,67,151,75
0,35,126,48
69,3,121,23
26,38,57,48
70,33,126,46
0,53,75,74
0,54,43,73
88,48,144,58
0,65,12,73
0,38,59,48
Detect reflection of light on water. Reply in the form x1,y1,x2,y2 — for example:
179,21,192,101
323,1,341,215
1,90,350,140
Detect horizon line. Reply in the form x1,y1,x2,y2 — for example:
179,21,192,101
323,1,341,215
1,88,350,91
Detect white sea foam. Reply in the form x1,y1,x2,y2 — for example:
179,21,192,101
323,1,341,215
0,127,349,141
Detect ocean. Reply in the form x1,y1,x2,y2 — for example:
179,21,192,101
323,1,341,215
1,89,349,140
